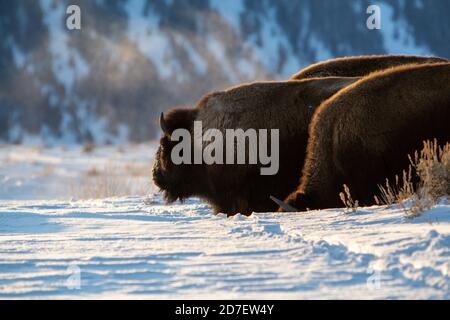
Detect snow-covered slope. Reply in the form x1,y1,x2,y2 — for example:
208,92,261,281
2,0,450,143
0,145,449,299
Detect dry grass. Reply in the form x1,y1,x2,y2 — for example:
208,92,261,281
83,142,96,153
374,167,415,207
86,167,101,177
69,161,151,199
38,165,56,177
375,140,450,218
413,140,450,199
124,162,150,177
340,184,359,213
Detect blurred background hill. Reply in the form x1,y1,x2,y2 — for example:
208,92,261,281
1,0,449,144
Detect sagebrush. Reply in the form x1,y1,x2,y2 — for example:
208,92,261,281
375,140,450,217
69,161,151,199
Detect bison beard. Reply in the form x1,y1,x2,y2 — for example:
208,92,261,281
280,62,450,212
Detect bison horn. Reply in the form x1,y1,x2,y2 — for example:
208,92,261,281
160,112,169,135
270,195,298,212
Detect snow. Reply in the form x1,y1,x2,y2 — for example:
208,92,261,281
210,0,245,32
124,1,178,80
11,43,27,68
238,4,301,78
0,144,156,200
174,35,208,76
206,37,239,83
307,34,334,65
0,145,449,299
40,0,90,92
379,1,432,55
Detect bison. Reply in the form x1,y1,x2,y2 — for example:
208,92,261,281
280,62,450,212
153,77,358,215
290,54,448,80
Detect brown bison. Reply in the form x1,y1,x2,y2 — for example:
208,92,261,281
280,62,450,212
154,55,448,215
153,77,358,215
290,55,448,80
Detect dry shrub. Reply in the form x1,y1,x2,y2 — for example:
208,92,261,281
86,166,101,177
83,142,96,153
38,165,56,177
124,163,150,177
413,140,450,199
375,140,450,218
374,167,415,207
69,162,150,199
340,184,359,213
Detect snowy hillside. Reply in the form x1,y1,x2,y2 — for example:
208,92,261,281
2,0,450,143
0,145,449,299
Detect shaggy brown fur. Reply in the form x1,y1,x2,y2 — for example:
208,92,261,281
290,55,448,80
153,77,358,215
281,62,450,211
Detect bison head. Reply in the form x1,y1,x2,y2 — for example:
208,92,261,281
152,108,206,203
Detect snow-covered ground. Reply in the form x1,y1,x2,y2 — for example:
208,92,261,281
0,145,449,299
